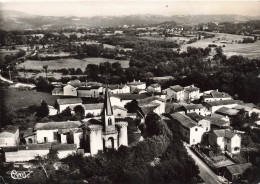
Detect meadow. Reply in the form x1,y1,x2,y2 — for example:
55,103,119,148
17,57,130,70
181,32,260,59
1,88,60,111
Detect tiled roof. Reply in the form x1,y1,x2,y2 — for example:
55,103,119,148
83,103,103,110
233,104,253,112
111,93,149,101
150,83,161,88
23,129,35,138
170,85,184,92
52,144,77,150
211,91,231,98
187,112,205,122
204,116,229,127
171,112,197,128
184,85,200,92
132,88,146,94
139,102,160,115
212,129,237,139
52,87,63,93
127,80,145,85
183,104,204,111
216,107,239,116
113,105,127,111
18,143,52,150
226,163,252,175
34,121,81,130
77,86,101,90
56,98,82,105
205,100,238,107
1,125,19,134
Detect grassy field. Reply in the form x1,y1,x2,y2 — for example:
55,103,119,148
181,32,260,59
140,36,194,44
17,57,129,70
2,88,60,111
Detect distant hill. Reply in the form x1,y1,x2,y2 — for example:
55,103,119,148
1,10,260,30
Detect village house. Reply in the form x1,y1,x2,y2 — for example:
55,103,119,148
103,84,130,94
110,93,149,107
127,79,146,93
215,107,240,118
165,85,184,102
82,103,103,116
0,125,19,147
186,112,211,132
202,89,232,102
56,98,83,113
233,104,260,117
52,87,64,95
138,96,166,115
113,105,128,117
77,85,103,97
204,100,239,113
170,112,208,145
203,115,230,129
34,121,82,147
183,85,200,102
63,84,78,96
221,163,252,182
182,104,208,116
209,129,241,154
147,83,161,93
48,105,58,116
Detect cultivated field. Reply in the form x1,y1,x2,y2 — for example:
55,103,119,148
1,88,60,110
181,32,260,59
17,57,130,70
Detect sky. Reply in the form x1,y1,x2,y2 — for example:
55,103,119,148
1,1,260,17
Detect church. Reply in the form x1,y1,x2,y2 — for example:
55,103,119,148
81,86,128,155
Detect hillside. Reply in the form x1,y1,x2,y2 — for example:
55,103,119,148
1,10,260,30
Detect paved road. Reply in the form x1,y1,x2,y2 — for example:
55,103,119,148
184,144,223,184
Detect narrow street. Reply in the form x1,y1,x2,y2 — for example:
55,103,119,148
184,144,223,184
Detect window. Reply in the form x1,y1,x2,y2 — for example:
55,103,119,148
193,139,195,143
206,127,208,131
108,118,112,125
44,137,48,142
195,128,198,131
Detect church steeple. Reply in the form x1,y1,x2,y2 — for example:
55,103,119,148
103,85,113,116
102,85,116,132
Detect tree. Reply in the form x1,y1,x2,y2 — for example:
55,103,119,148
36,100,49,118
43,65,48,79
74,105,85,119
145,112,163,137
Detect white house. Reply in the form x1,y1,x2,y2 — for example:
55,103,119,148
171,112,208,145
138,96,166,115
209,129,241,154
110,93,149,107
127,79,146,93
63,84,78,96
77,86,103,97
83,103,103,116
147,83,161,93
0,125,19,147
166,85,184,102
202,90,232,102
113,105,128,117
204,100,239,113
48,105,58,116
183,104,208,116
52,87,64,96
183,85,200,102
103,84,130,94
34,121,82,148
56,98,83,113
186,112,211,132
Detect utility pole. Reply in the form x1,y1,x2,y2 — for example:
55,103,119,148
8,67,11,81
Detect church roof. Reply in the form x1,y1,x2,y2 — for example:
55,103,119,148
103,86,113,116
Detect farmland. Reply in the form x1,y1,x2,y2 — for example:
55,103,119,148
1,88,60,111
17,57,130,70
181,32,260,59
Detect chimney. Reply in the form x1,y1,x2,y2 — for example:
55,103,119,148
216,89,218,92
138,80,140,82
